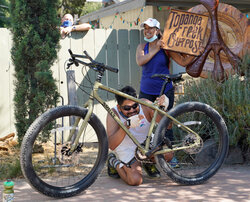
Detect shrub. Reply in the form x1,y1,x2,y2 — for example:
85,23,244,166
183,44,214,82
175,56,249,154
0,157,23,180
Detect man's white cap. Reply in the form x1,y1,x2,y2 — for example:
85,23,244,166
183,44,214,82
140,18,160,29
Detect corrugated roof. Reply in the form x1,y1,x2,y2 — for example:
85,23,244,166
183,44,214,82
80,0,146,23
79,0,250,23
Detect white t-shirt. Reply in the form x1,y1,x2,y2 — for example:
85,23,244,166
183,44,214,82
113,104,151,166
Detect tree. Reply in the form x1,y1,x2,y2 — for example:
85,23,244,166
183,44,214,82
81,2,102,16
0,0,9,27
10,0,60,143
58,1,102,19
58,0,87,18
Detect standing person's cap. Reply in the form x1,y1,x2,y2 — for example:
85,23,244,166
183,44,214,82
140,18,160,29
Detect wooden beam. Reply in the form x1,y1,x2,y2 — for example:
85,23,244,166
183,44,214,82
146,0,250,12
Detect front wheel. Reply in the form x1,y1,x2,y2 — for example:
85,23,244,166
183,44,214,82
154,102,229,185
20,105,108,198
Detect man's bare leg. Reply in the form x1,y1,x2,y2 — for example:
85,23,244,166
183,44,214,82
116,161,143,186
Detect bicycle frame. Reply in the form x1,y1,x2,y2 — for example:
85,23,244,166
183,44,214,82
67,80,202,157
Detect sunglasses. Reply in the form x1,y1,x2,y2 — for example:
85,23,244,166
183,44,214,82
121,103,139,111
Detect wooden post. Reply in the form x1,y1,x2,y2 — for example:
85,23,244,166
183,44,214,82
66,70,78,106
66,70,78,142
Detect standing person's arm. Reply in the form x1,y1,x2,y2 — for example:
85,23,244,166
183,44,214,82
163,39,204,66
136,42,161,66
167,51,195,67
141,98,164,123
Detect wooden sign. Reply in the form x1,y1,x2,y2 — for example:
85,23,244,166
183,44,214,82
188,3,249,78
162,9,208,56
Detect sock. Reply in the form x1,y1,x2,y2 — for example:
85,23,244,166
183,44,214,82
109,155,121,169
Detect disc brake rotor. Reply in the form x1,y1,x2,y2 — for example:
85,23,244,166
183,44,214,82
58,142,84,165
183,133,203,154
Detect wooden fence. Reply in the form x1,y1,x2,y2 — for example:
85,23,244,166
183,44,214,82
0,28,144,138
0,28,184,138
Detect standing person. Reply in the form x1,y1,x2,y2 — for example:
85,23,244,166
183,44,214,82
136,18,194,106
136,18,196,169
60,13,91,38
106,86,173,186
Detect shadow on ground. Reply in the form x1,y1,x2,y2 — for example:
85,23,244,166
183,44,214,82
1,165,249,202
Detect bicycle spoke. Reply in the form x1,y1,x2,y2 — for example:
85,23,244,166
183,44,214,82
21,106,108,197
154,102,228,185
31,114,100,187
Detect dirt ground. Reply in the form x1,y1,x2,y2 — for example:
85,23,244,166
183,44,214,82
1,143,250,201
0,164,250,202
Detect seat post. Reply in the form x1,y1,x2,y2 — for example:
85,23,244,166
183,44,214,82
159,80,169,96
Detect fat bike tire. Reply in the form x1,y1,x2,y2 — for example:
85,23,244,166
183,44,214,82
154,102,229,185
20,105,108,198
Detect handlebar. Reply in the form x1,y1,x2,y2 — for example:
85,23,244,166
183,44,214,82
67,49,119,73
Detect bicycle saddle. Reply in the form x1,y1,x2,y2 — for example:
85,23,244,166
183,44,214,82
151,73,184,83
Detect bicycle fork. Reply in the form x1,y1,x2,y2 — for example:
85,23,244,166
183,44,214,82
67,98,95,154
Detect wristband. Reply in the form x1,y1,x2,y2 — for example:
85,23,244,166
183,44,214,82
72,26,76,31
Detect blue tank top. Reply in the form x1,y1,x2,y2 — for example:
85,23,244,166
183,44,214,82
140,43,173,95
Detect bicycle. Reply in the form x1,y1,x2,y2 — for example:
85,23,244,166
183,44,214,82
20,49,229,198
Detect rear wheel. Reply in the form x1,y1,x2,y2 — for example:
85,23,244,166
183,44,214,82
154,102,229,185
20,105,108,198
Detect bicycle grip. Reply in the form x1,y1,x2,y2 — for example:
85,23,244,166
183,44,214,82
68,49,79,66
104,65,119,73
83,50,94,62
84,50,118,73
